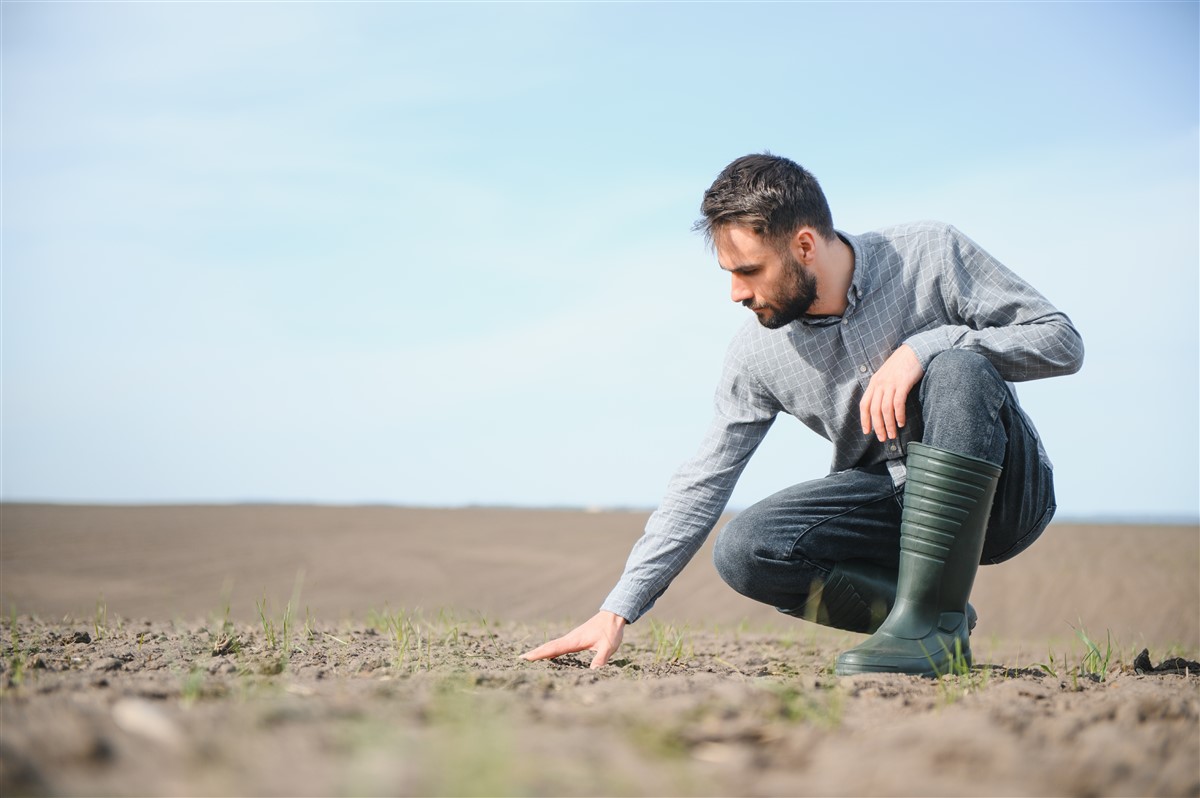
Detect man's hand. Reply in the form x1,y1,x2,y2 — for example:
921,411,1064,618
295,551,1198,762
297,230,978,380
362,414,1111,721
520,610,627,670
860,344,924,442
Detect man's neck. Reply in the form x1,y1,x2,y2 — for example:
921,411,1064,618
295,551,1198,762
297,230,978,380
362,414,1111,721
806,234,856,317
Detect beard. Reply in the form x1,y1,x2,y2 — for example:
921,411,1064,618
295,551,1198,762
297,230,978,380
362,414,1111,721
745,251,819,329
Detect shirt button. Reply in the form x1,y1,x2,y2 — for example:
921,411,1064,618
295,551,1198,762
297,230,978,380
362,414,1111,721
859,365,868,373
842,319,848,326
889,444,898,452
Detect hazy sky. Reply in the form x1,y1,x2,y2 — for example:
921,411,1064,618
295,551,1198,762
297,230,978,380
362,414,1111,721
3,2,1198,520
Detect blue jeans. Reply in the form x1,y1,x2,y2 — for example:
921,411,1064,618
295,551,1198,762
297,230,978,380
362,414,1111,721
713,350,1057,614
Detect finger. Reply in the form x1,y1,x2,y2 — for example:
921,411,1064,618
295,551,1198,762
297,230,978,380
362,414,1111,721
870,391,888,442
860,387,874,436
589,642,612,669
881,386,898,441
894,387,908,430
521,636,581,662
519,641,557,661
589,627,623,669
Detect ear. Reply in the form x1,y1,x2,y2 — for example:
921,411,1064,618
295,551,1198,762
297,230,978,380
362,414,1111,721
788,227,819,263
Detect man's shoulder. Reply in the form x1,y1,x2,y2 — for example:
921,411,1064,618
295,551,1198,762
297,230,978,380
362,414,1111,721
852,221,971,276
858,220,960,248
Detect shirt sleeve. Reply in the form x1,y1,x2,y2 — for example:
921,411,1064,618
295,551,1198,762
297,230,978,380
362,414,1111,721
902,225,1085,381
600,336,779,622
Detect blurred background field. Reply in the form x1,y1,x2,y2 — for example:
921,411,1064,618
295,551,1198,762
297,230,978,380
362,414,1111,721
3,504,1196,653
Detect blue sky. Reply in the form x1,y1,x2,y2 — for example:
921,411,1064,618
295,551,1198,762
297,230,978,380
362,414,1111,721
3,2,1198,520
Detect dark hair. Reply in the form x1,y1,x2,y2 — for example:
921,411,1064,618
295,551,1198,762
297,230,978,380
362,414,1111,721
694,153,836,248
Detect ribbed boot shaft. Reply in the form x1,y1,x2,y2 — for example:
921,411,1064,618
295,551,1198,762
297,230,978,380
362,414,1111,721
901,443,1001,558
896,443,1001,608
835,442,1002,676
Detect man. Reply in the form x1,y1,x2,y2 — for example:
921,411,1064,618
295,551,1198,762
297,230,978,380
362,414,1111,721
522,153,1084,676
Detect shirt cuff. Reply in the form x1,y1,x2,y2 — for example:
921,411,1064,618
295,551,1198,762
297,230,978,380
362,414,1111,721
599,598,642,624
601,582,661,624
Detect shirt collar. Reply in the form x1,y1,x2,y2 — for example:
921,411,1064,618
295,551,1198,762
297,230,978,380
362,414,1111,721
799,229,868,327
840,230,869,306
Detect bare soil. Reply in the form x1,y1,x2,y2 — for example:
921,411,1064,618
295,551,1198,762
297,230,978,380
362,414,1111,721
1,505,1197,796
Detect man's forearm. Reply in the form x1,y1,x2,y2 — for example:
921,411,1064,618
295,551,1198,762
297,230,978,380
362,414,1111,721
904,314,1085,382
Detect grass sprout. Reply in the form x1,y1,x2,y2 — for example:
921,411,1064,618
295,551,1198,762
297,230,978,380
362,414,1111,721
1036,649,1059,679
257,596,278,650
1034,625,1118,687
6,608,26,688
217,577,235,636
281,601,294,656
93,598,108,641
1073,625,1115,681
368,607,426,670
924,638,988,703
647,620,693,663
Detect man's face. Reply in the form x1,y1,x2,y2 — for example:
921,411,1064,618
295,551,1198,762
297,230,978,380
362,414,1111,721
715,226,818,329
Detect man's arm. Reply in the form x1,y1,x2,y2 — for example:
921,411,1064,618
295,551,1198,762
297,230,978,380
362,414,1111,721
902,224,1085,381
860,225,1084,441
521,333,779,667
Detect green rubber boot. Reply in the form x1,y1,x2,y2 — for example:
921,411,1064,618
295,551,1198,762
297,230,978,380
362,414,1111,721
835,443,1000,677
790,560,895,633
789,559,978,635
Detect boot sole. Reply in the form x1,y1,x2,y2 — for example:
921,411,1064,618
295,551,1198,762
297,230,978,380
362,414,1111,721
834,646,972,678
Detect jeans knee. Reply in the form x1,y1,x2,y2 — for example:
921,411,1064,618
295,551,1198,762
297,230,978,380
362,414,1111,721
918,349,1009,463
924,350,1000,392
712,517,756,595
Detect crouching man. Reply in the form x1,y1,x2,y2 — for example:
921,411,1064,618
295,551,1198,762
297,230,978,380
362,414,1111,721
522,153,1083,676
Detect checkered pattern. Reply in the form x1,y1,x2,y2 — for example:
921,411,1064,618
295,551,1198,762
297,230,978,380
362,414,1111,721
601,222,1085,622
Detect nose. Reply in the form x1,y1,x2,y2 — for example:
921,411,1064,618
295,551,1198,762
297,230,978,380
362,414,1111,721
730,273,753,304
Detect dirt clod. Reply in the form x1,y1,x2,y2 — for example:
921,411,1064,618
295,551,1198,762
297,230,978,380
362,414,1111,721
1133,648,1200,676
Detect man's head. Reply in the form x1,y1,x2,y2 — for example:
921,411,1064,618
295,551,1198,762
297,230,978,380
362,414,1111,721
694,153,836,250
697,154,838,328
715,225,820,329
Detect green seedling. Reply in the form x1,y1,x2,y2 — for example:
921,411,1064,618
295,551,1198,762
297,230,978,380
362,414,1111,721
6,609,25,688
281,601,294,656
367,607,427,671
217,578,235,636
918,638,989,704
476,612,502,657
257,597,278,650
1074,626,1114,681
945,638,972,679
436,609,462,647
94,598,108,641
1035,648,1059,679
284,569,304,655
647,620,693,663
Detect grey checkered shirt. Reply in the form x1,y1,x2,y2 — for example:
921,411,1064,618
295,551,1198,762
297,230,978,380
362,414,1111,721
602,221,1084,623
